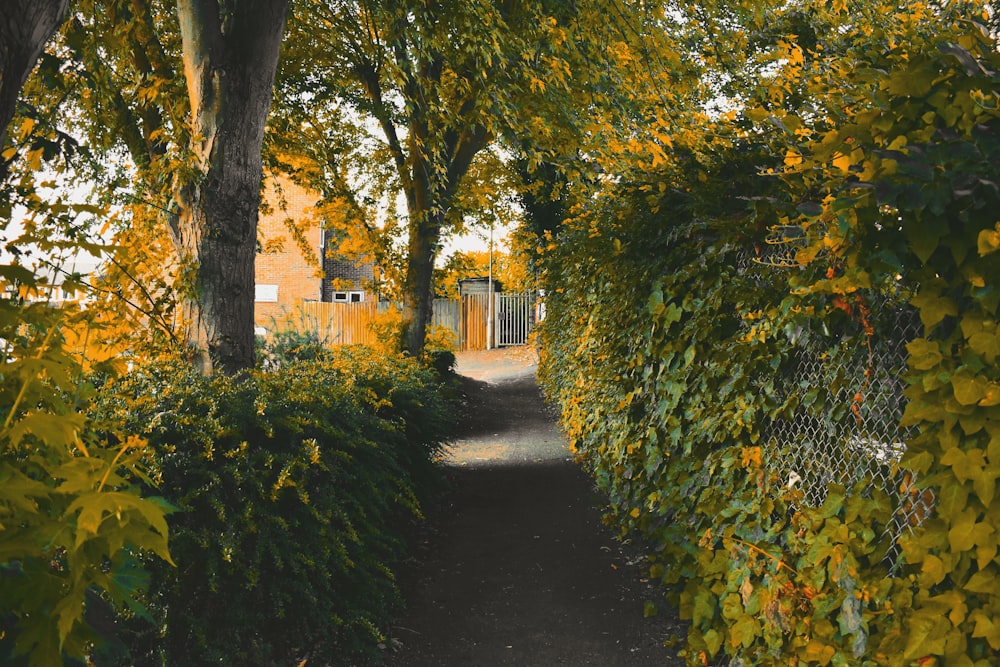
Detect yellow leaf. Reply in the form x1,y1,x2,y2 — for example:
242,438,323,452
977,225,1000,256
26,147,43,172
17,117,36,142
928,589,967,627
970,609,1000,649
980,383,1000,407
741,446,762,468
739,577,754,605
832,152,851,173
784,150,803,167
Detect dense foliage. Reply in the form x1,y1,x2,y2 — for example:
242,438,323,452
538,4,1000,665
91,345,454,665
6,0,1000,665
0,290,173,667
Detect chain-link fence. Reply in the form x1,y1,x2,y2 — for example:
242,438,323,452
747,256,933,567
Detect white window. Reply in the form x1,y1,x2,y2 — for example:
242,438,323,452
255,284,278,302
332,291,364,303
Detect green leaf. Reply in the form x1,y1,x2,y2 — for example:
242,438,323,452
902,611,949,661
907,338,943,370
703,628,723,656
730,615,759,649
692,588,716,624
912,289,958,330
906,221,943,264
663,302,683,328
886,62,936,98
648,288,664,316
53,587,85,646
968,330,1000,364
0,464,52,512
952,372,988,406
935,482,970,520
105,557,155,622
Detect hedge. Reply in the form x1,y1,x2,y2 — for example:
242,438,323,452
537,15,1000,667
91,346,454,666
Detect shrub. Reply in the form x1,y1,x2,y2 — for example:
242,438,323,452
0,288,172,667
92,348,455,666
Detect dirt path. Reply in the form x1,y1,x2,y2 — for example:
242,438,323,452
382,350,684,666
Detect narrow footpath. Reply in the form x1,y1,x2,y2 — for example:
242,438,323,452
383,349,684,666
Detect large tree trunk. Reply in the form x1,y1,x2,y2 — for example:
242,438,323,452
173,0,288,375
0,0,69,182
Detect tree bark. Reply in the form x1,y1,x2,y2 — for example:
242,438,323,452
401,209,443,357
0,0,68,182
173,0,289,375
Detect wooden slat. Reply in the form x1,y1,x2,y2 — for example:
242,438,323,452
461,294,490,350
431,298,461,347
285,293,536,351
298,301,379,346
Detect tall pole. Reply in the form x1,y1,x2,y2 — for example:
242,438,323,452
487,220,494,350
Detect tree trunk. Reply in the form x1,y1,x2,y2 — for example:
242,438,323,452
398,122,489,357
173,0,288,375
401,210,442,357
0,0,69,181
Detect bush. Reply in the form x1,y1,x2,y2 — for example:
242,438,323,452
92,347,455,666
0,293,172,667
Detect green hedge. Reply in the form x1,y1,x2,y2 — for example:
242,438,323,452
92,346,454,666
538,14,1000,667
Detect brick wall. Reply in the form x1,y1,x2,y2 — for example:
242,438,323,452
322,257,376,300
255,178,323,330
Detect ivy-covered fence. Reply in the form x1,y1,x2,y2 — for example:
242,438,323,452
538,21,1000,667
752,263,928,568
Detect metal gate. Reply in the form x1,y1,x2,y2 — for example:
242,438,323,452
494,293,534,347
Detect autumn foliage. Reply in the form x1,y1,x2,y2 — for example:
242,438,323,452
538,3,1000,665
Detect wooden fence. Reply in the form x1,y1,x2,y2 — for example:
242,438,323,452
461,294,490,350
282,293,537,351
296,300,384,346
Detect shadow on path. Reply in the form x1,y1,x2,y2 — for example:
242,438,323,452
383,361,684,666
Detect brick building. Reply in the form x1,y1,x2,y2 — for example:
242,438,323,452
255,178,376,332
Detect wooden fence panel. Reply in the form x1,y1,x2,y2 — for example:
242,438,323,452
461,294,490,351
288,293,535,351
431,299,461,346
298,301,380,346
